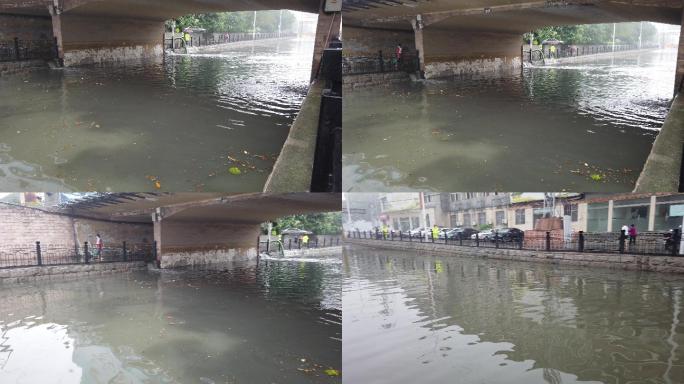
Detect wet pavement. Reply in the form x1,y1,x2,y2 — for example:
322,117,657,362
0,37,314,192
343,247,684,384
343,49,677,192
0,256,341,383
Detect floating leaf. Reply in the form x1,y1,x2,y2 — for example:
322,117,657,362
154,180,161,189
590,174,602,181
324,369,340,376
229,167,242,175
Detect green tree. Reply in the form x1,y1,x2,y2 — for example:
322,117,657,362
169,10,297,34
526,22,657,45
265,212,343,235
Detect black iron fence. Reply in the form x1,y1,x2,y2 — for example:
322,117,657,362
343,50,419,75
164,32,297,50
524,43,659,63
347,229,682,257
0,241,156,269
258,237,342,254
0,38,57,62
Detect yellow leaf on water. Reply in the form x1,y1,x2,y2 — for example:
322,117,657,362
154,181,161,189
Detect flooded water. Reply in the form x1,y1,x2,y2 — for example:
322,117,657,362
343,49,677,192
0,257,341,383
343,246,684,384
0,37,314,192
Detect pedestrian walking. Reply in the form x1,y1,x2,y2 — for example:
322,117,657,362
382,224,389,240
95,234,103,261
628,224,638,245
302,234,310,248
621,224,629,236
432,225,440,241
395,43,403,70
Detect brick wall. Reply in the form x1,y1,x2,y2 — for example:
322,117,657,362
0,203,153,248
0,14,53,41
344,25,415,58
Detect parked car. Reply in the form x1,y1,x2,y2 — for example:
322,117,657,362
472,229,494,241
492,228,524,242
445,228,478,240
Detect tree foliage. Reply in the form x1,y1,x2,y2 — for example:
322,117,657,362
525,22,657,45
267,212,343,235
168,10,297,33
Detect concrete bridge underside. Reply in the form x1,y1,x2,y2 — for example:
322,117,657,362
1,0,330,66
62,192,341,268
343,0,683,85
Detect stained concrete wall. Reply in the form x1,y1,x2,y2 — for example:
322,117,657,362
0,203,153,248
57,13,163,66
343,25,415,57
156,220,260,268
0,13,53,40
422,28,522,78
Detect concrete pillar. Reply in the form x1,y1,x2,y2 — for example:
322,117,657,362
676,5,684,95
607,200,614,232
648,195,657,231
155,219,260,269
411,15,425,77
310,4,341,81
48,4,64,63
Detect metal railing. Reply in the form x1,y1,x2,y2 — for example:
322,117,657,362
0,241,156,269
258,237,342,254
524,43,659,63
164,32,297,50
343,50,419,75
0,38,57,62
346,229,682,257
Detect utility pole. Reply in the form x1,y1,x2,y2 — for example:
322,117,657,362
611,23,617,52
420,192,428,241
638,21,643,49
278,10,283,38
252,11,257,40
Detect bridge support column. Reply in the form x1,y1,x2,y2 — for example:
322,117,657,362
153,218,260,269
310,3,341,81
411,16,426,78
48,5,64,64
676,5,684,94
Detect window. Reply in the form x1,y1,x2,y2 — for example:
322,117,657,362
450,214,459,227
450,193,459,202
564,203,578,222
425,214,431,228
515,209,526,225
399,217,411,231
495,211,505,226
380,197,388,210
587,203,609,232
478,212,486,226
392,218,399,230
411,217,420,229
463,213,471,227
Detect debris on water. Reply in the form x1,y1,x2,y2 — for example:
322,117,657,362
146,175,162,189
324,369,340,376
590,174,602,181
229,167,242,175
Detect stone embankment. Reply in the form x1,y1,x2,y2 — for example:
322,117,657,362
346,239,684,274
0,261,147,284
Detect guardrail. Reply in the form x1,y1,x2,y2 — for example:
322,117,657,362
523,43,659,63
343,50,419,75
164,32,297,50
258,237,341,254
346,229,682,257
0,38,57,62
0,241,156,269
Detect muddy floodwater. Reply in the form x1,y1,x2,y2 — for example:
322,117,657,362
0,37,313,192
343,49,677,192
344,247,684,384
0,256,341,383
